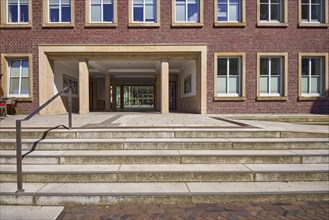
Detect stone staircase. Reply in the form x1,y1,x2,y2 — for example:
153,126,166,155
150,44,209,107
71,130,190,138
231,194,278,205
0,128,328,206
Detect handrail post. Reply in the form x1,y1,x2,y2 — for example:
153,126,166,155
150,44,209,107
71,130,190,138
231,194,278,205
68,87,72,129
16,120,24,193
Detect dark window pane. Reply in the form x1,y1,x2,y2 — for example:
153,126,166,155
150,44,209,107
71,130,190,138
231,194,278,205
311,58,321,75
271,58,281,76
20,5,28,22
103,4,113,22
8,5,18,22
50,8,59,22
302,5,309,20
260,4,268,20
61,6,71,22
229,58,239,75
188,3,198,22
133,7,143,22
218,58,227,75
302,58,309,75
271,4,280,21
260,58,269,75
311,5,321,21
218,4,227,21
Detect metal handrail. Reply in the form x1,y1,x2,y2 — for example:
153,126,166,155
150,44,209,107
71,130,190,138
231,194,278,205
16,86,73,193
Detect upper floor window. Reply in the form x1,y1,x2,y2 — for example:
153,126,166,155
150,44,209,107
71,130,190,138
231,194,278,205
214,0,245,27
90,0,114,23
7,0,28,23
302,0,324,23
49,0,71,23
259,0,282,22
217,0,240,22
299,0,329,27
175,0,199,23
132,0,156,23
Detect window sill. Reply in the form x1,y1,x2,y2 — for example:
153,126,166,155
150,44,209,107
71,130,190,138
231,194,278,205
257,22,288,27
0,23,32,29
171,22,203,28
214,22,246,28
214,96,246,101
256,96,288,101
85,23,117,28
298,23,329,28
42,23,75,28
15,97,33,102
298,96,329,101
128,23,160,28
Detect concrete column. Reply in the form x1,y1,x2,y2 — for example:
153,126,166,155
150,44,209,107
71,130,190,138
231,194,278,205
105,74,111,111
161,61,169,114
92,78,97,110
79,58,89,114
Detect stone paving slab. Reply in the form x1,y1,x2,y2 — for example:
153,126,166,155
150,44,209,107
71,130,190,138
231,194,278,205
56,201,329,220
0,205,64,220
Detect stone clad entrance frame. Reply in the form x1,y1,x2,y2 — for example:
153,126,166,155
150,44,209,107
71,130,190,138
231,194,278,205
38,45,207,115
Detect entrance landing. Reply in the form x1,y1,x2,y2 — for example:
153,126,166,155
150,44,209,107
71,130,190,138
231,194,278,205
0,113,242,129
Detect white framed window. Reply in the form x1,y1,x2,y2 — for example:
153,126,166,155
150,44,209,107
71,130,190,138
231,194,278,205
301,0,324,23
90,0,114,23
132,0,156,23
49,0,71,23
7,0,28,23
7,59,30,98
175,0,199,22
217,0,240,22
259,0,282,22
259,57,282,97
301,57,323,96
217,57,241,97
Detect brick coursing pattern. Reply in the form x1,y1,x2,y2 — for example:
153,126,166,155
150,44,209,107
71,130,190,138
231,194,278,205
0,0,328,114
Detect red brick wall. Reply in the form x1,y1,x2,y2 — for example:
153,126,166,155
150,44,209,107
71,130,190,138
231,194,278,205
0,0,328,114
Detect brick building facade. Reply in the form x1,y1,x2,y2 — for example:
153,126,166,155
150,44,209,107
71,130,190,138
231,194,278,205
0,0,328,115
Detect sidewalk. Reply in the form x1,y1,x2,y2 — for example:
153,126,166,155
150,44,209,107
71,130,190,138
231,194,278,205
56,201,329,220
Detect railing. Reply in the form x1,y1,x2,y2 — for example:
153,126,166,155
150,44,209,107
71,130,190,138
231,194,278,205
16,86,73,193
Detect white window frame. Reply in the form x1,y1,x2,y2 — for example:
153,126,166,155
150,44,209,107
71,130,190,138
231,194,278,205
259,0,282,23
175,0,199,23
6,0,28,24
90,0,114,23
217,57,241,97
217,0,240,23
301,57,322,96
301,0,323,23
259,57,282,97
48,0,71,23
132,0,156,23
7,58,30,98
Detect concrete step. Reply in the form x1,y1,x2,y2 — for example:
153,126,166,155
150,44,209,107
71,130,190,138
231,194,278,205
1,181,328,205
1,164,328,183
1,150,328,165
1,129,328,139
1,138,328,150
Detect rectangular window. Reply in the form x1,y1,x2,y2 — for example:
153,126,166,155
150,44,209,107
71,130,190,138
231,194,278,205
7,0,28,23
91,0,113,22
259,0,282,22
49,0,71,23
259,57,282,96
8,59,30,97
132,0,156,23
175,0,199,22
217,57,241,97
217,0,240,22
301,57,323,96
301,0,324,23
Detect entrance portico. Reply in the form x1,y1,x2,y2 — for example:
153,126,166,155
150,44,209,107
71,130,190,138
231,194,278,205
39,45,207,115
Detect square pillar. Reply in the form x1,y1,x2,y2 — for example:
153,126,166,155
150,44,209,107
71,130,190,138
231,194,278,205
79,58,89,114
161,61,169,114
105,74,111,111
